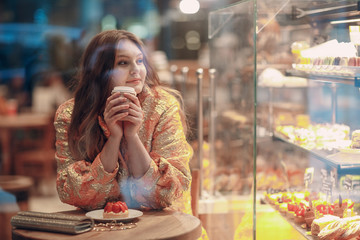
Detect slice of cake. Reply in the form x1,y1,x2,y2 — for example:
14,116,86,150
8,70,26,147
318,218,347,240
103,201,129,218
311,215,340,236
350,130,360,149
340,220,360,240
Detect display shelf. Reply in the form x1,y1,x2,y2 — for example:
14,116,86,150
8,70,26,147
286,221,316,240
206,0,360,238
260,194,318,240
273,134,360,173
290,1,359,22
266,203,318,240
286,68,360,87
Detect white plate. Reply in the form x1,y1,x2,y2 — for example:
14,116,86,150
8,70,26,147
86,209,143,222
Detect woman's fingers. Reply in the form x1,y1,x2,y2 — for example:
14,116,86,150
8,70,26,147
112,113,129,125
107,93,142,126
127,103,143,116
126,101,143,116
124,93,140,106
106,92,121,107
108,104,129,117
107,97,127,110
105,93,129,116
122,109,143,127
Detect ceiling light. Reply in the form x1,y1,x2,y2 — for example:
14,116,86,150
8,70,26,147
179,0,200,14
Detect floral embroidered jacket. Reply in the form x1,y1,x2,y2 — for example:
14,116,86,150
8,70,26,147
54,86,193,215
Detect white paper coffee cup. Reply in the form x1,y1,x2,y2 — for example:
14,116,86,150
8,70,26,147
111,87,136,114
111,86,136,95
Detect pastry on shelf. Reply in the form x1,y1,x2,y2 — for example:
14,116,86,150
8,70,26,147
333,198,355,218
294,199,309,224
317,216,360,240
286,201,296,220
333,203,347,219
339,220,360,240
311,214,340,236
275,123,350,151
317,218,347,240
350,129,360,149
304,206,315,229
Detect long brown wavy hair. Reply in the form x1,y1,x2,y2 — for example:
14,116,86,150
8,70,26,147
68,30,187,162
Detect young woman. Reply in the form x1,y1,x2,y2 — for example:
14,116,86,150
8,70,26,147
54,30,193,215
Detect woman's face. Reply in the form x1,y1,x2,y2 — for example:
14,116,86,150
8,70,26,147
110,39,147,94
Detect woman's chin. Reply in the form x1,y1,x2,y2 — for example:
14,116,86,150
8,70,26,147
132,85,143,94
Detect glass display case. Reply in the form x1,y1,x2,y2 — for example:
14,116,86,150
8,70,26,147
200,0,360,239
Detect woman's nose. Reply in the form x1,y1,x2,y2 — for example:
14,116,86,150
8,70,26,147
130,62,140,74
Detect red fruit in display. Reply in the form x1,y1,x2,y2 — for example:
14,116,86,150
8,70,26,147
299,208,305,216
105,202,113,212
104,205,110,212
118,202,126,212
288,203,294,211
119,202,128,211
316,204,326,212
112,203,121,213
294,205,299,212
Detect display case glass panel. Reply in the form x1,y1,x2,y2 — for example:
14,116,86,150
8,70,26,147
203,1,256,239
205,0,360,239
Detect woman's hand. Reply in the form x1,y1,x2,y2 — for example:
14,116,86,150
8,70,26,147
122,93,144,139
103,92,130,140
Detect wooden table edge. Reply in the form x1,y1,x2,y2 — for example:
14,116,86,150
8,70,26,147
11,209,203,240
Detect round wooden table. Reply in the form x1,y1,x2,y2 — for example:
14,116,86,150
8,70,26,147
0,175,34,210
12,209,202,240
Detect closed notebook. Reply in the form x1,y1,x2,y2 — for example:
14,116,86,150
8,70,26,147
11,211,94,234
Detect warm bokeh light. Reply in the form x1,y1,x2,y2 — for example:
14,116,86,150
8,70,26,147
101,14,117,31
185,30,201,50
179,0,200,14
127,23,148,39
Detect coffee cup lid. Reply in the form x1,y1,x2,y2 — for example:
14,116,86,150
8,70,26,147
111,86,136,94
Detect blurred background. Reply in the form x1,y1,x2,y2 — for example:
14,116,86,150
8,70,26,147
0,0,240,113
3,1,360,240
0,1,240,239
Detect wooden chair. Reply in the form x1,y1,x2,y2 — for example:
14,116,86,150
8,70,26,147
191,168,200,218
13,115,56,182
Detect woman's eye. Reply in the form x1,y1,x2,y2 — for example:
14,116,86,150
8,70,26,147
117,60,128,65
137,59,144,64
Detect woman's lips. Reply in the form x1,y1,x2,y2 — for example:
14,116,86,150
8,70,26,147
127,79,141,84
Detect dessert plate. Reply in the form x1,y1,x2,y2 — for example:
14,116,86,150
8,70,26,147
86,209,143,222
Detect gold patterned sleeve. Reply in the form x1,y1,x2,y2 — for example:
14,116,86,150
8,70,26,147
54,99,120,211
129,95,193,210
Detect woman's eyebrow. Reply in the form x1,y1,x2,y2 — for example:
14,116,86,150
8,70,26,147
115,51,143,57
115,54,129,58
